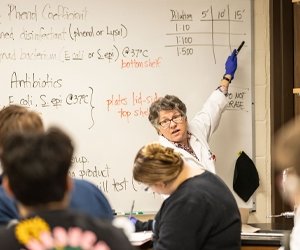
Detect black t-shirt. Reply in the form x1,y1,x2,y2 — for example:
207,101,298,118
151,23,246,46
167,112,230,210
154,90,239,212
153,171,241,250
0,209,134,250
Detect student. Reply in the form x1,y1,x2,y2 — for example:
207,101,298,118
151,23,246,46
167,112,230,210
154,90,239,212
148,49,238,174
0,105,113,226
274,117,300,250
0,127,134,249
132,142,241,250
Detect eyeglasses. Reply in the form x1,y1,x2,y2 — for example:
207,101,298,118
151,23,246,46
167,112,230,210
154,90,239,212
142,185,152,193
137,183,152,193
158,114,184,128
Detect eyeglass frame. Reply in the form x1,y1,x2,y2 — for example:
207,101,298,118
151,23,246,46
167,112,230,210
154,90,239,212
158,114,185,129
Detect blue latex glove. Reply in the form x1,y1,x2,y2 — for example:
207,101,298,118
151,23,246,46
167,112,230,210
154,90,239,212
129,216,137,225
225,49,238,79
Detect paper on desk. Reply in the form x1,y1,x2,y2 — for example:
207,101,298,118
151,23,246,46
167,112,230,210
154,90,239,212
129,231,153,246
242,224,261,233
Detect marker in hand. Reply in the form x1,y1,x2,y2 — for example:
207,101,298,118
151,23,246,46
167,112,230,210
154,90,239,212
225,42,244,80
129,200,135,218
236,41,245,55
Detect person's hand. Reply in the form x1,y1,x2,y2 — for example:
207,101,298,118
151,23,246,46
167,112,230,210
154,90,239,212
112,216,135,237
225,49,238,79
129,216,138,225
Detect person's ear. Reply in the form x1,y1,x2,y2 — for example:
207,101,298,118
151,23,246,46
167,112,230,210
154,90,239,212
2,175,15,198
66,176,74,192
155,182,166,189
153,182,170,195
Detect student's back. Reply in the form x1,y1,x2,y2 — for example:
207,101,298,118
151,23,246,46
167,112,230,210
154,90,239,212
0,209,132,250
70,178,113,219
0,127,133,249
0,177,113,226
0,105,113,226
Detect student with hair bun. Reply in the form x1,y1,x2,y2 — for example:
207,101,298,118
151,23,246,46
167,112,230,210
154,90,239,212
132,142,241,250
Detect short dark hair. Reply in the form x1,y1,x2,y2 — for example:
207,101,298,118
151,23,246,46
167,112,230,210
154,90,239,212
148,95,187,129
0,127,74,206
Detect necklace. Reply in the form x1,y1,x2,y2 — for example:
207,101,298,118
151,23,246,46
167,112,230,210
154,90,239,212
172,132,199,161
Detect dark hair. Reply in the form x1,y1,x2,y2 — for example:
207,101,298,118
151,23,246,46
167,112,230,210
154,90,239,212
0,127,74,206
148,95,187,129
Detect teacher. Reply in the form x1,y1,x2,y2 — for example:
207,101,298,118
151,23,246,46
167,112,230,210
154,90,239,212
148,49,238,174
131,50,238,232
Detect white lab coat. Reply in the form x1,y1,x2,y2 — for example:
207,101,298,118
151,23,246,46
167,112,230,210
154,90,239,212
290,207,300,249
278,207,300,250
158,89,227,174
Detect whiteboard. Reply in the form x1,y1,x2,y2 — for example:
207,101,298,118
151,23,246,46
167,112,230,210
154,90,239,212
0,0,253,214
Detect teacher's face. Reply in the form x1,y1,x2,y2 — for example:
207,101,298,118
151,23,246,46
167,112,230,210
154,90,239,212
157,110,188,145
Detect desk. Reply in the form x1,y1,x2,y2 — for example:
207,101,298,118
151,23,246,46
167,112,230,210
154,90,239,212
241,247,279,250
134,223,292,250
241,223,292,250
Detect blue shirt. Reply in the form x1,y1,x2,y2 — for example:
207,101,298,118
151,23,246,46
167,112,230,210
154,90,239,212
0,177,113,226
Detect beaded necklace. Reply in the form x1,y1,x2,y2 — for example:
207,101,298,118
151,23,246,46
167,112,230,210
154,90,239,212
172,132,199,161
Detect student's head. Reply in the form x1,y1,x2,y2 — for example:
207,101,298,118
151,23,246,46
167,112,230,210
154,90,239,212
0,127,74,208
0,105,44,149
274,117,300,206
274,117,300,176
148,95,188,144
133,143,184,194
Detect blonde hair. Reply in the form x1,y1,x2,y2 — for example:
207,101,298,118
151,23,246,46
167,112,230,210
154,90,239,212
133,143,184,185
0,105,44,147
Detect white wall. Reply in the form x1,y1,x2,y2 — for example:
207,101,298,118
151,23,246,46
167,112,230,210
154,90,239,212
249,0,271,223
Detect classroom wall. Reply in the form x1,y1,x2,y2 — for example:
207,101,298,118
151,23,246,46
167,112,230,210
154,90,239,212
134,0,272,224
0,0,254,213
131,0,273,224
0,0,271,222
249,0,271,223
135,0,272,224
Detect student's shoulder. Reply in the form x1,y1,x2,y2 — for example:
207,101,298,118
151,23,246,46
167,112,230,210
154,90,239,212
70,213,134,249
0,184,10,200
72,178,109,199
72,178,108,197
0,226,20,249
73,178,98,189
70,178,113,219
0,185,19,225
